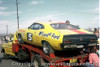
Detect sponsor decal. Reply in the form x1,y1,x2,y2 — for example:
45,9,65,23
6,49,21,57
39,31,52,37
70,29,87,34
39,31,60,39
51,33,60,39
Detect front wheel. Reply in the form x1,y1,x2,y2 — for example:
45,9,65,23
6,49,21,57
16,49,28,61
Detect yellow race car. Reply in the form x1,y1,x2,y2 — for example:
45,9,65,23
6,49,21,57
16,22,97,54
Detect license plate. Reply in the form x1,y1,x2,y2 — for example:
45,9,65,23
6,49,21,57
77,45,84,48
70,58,77,63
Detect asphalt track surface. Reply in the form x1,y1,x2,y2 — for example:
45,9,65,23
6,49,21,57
0,39,30,67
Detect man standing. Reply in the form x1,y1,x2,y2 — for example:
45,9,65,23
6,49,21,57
65,20,70,24
89,49,99,67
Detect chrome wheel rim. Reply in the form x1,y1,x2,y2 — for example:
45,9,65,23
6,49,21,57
43,44,49,54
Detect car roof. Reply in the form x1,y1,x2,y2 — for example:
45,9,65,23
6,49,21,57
37,21,65,24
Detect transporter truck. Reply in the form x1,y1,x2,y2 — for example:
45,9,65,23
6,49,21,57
1,34,89,67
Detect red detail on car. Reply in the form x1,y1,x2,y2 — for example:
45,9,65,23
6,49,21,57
70,29,87,34
18,30,25,32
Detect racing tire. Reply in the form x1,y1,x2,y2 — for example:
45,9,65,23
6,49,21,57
16,49,28,61
17,34,24,44
30,54,42,67
42,42,54,55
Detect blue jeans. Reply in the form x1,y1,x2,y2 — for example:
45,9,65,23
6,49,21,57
85,62,94,67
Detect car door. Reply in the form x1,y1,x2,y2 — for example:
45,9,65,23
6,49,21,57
26,23,44,46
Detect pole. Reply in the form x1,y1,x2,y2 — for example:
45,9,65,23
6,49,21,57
6,25,8,35
16,0,19,29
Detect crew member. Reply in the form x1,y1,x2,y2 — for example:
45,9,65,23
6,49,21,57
89,49,99,67
65,20,70,24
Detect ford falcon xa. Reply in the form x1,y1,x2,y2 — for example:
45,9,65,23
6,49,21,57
16,22,97,54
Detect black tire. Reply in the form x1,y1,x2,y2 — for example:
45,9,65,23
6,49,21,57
17,34,24,44
31,54,42,67
16,49,28,61
42,42,54,55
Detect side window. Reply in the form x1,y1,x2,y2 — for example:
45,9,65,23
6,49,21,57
10,35,14,42
29,23,44,30
29,24,34,29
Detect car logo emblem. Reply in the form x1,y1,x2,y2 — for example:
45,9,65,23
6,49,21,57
80,37,83,41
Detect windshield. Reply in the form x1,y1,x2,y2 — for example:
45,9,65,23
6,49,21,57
50,23,80,30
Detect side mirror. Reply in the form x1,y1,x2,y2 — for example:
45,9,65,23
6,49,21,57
28,27,30,29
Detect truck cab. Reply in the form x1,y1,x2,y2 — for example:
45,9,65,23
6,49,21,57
1,34,17,56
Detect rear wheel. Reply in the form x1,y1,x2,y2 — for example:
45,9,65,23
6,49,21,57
42,42,54,55
16,49,28,61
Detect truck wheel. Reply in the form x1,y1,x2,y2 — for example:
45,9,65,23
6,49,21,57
42,42,54,55
31,54,42,67
17,34,24,44
17,49,28,61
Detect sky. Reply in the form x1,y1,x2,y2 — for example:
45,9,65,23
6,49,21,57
0,0,99,34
